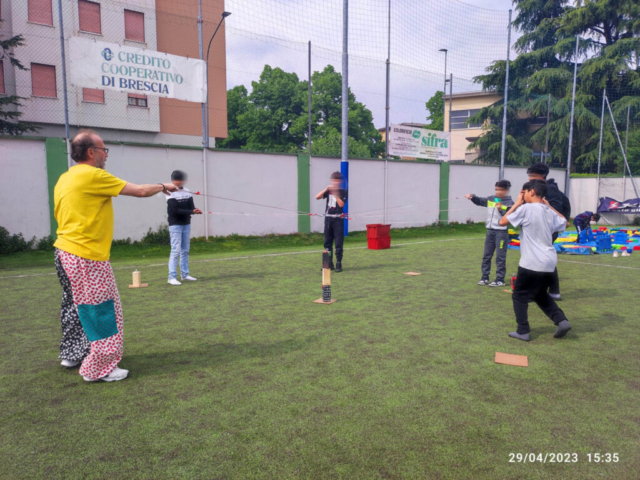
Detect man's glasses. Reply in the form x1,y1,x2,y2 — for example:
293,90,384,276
92,146,109,154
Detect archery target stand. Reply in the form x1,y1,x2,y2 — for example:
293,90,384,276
313,251,337,305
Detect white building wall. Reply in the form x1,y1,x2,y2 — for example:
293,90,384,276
0,139,50,238
9,0,163,134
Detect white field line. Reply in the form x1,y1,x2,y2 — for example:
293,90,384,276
558,259,640,271
0,236,485,280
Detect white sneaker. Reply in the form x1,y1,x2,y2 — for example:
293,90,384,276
622,250,631,257
168,278,182,286
613,251,619,258
181,275,197,281
84,367,129,382
61,359,81,368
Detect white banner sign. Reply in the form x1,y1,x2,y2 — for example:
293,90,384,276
388,124,450,161
69,37,206,103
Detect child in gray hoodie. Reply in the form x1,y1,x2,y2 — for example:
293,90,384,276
465,179,514,287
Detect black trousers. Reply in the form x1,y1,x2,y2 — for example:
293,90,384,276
512,267,568,334
549,232,560,295
324,217,344,262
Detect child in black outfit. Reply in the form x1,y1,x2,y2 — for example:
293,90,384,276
499,180,572,341
316,172,348,272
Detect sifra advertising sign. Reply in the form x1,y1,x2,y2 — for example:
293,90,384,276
388,124,450,161
69,37,206,103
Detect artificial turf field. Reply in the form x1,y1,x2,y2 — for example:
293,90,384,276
1,230,639,479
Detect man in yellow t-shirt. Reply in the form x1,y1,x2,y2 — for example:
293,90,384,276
54,129,177,382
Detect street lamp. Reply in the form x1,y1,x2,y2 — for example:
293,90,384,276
439,49,448,131
204,11,231,148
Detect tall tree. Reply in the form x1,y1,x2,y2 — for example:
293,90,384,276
469,0,640,173
0,31,38,135
221,65,383,157
424,91,444,131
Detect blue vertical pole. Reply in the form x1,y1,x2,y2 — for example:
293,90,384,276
341,0,349,236
341,161,349,236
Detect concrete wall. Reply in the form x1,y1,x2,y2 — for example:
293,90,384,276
207,151,299,237
0,139,50,239
105,144,205,241
448,165,567,224
1,136,616,243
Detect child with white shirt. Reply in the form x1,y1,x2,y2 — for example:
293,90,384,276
499,179,572,341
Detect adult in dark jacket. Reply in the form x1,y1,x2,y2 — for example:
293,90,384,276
527,163,571,300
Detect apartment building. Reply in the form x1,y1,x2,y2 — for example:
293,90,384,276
0,0,228,146
444,90,501,163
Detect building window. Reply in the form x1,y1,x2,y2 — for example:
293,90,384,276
83,88,104,103
28,0,53,26
128,93,147,107
0,61,4,95
31,63,57,98
450,109,483,130
78,0,101,34
125,10,145,42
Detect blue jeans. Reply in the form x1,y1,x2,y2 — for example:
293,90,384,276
168,224,191,280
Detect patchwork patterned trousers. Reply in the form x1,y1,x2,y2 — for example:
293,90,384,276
55,249,124,380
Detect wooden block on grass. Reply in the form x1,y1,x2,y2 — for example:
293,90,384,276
129,283,148,288
403,272,422,276
495,352,528,367
313,298,337,305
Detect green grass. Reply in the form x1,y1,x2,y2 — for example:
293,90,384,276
1,228,639,479
0,223,486,271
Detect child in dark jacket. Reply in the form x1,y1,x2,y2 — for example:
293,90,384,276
466,179,514,287
573,211,600,243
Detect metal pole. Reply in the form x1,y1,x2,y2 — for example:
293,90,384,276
595,88,605,206
544,93,551,163
448,74,453,133
499,9,512,180
442,50,447,130
341,0,349,235
384,0,390,224
57,0,71,168
197,0,209,238
198,0,206,147
605,94,639,198
308,41,312,157
623,105,630,201
205,15,229,148
565,35,579,196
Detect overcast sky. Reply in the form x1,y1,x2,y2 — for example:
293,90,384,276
224,0,518,128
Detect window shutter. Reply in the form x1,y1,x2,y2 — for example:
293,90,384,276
28,0,53,25
31,64,57,98
125,10,145,42
78,0,101,34
83,88,104,103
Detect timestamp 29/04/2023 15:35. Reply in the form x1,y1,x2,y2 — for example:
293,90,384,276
509,453,619,463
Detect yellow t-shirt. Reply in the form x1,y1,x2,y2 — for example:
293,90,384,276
53,164,127,261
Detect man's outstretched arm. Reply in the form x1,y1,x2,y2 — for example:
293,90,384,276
120,183,176,198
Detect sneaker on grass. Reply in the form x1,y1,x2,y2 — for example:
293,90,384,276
477,278,489,286
60,359,81,368
181,275,197,281
83,367,129,382
168,278,182,286
508,331,530,342
489,280,505,287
